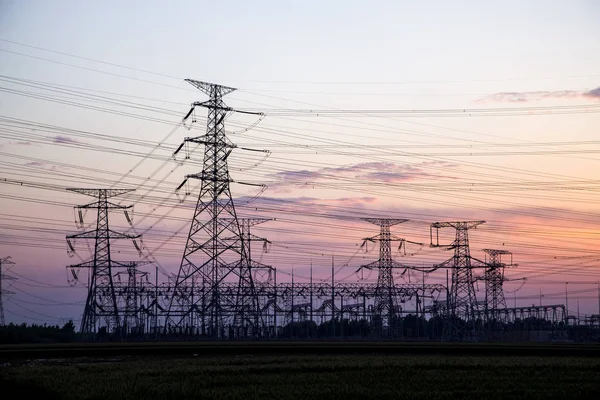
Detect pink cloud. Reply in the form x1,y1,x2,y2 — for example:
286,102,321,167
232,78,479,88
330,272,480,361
269,161,458,191
478,86,600,103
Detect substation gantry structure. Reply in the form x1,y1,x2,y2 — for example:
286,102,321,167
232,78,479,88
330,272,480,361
59,79,563,341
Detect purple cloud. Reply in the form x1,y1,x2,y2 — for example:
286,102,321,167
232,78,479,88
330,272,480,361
583,87,600,99
53,135,83,145
270,161,458,189
478,87,600,103
274,170,324,181
24,161,45,167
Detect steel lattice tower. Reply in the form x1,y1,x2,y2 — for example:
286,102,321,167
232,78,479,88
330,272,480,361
166,79,256,338
359,218,409,329
431,221,485,339
483,249,512,321
222,218,272,337
66,188,141,335
0,256,16,326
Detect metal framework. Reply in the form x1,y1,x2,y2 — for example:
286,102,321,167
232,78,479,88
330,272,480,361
0,256,16,326
482,248,514,322
145,281,445,338
478,304,566,324
65,188,142,335
165,79,263,338
358,218,410,329
115,264,149,335
431,221,485,340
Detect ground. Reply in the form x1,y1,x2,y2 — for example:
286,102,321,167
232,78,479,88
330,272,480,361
1,343,600,399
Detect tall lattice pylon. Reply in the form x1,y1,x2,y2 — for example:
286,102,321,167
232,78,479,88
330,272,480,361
359,218,409,329
431,221,485,340
65,188,141,336
483,249,513,322
0,256,16,326
165,79,262,338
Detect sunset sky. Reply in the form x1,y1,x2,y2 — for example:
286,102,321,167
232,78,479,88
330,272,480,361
0,0,599,325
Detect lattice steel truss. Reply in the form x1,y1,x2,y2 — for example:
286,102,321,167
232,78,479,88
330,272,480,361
157,281,445,337
358,218,409,328
482,249,513,322
0,256,16,326
165,79,263,338
223,217,273,337
65,188,142,335
431,221,485,339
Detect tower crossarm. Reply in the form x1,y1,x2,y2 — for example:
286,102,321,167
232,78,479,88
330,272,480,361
361,218,408,227
184,134,237,149
482,249,511,257
67,260,145,270
73,201,133,210
185,172,233,184
67,229,141,240
431,221,485,230
67,188,134,198
356,259,383,272
362,234,412,242
185,79,236,97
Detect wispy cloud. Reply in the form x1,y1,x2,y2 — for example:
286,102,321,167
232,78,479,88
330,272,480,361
1,140,34,149
270,161,457,190
23,161,68,172
478,86,600,103
53,135,83,145
24,161,45,167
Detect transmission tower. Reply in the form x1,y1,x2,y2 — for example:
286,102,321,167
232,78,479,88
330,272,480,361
482,249,514,321
358,218,411,330
0,256,16,326
165,79,263,338
430,221,485,340
223,217,272,337
65,188,142,336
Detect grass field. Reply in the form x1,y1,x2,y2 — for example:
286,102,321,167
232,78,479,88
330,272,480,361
2,340,600,359
2,353,600,399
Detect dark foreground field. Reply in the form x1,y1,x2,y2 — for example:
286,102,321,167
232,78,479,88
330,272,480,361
2,346,600,400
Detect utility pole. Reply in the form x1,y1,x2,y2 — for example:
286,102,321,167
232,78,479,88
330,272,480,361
65,188,142,337
565,282,569,319
165,79,264,338
310,261,313,326
331,255,335,338
0,256,16,326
